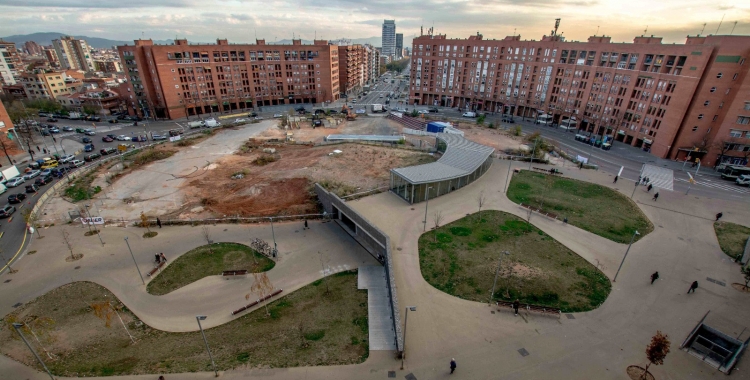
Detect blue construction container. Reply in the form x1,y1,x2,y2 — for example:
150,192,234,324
426,122,449,133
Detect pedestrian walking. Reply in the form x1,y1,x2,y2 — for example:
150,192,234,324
43,148,47,154
513,299,520,316
160,252,167,263
647,184,653,192
579,161,583,169
36,145,40,152
650,271,659,284
156,217,162,228
155,253,161,264
159,376,165,380
688,281,698,294
715,212,723,221
563,217,568,224
645,177,650,184
450,358,457,374
652,192,659,201
304,219,308,230
613,175,618,183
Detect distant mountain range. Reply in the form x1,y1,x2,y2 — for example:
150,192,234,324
0,33,411,50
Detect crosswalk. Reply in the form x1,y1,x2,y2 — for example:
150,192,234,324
675,177,750,194
641,164,674,191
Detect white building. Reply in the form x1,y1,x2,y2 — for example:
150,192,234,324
52,36,95,72
0,46,16,85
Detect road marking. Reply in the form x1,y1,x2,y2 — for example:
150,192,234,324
675,178,750,194
7,217,12,223
0,232,3,239
0,226,27,274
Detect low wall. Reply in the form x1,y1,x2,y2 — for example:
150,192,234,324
314,183,403,352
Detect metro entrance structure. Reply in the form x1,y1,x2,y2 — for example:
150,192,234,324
390,134,494,203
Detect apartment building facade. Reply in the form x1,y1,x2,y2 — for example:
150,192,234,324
338,44,365,94
52,36,95,72
410,33,750,166
117,38,340,120
93,59,123,73
19,70,74,100
396,34,404,60
382,20,396,59
0,45,15,86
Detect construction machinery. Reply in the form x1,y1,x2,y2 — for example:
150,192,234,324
342,104,357,120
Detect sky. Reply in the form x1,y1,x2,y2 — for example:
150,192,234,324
0,0,749,45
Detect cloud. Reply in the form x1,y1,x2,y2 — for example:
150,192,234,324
0,0,195,8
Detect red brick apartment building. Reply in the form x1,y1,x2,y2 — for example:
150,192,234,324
410,33,750,166
338,44,364,94
117,38,340,120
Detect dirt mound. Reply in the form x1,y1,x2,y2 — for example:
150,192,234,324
207,177,316,217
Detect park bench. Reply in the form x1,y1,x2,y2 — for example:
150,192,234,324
222,269,248,278
147,261,165,277
497,300,561,318
231,288,283,315
532,167,562,175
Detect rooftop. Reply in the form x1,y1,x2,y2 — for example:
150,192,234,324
391,134,494,184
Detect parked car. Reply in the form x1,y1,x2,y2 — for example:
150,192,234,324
355,109,366,114
84,129,96,136
40,129,51,136
428,107,439,113
106,134,117,139
131,136,147,142
25,184,39,193
0,204,16,218
35,175,53,186
69,160,85,168
417,110,429,114
84,153,101,162
8,193,26,204
501,116,515,123
168,130,182,137
253,116,263,120
116,135,131,141
46,118,58,122
84,144,94,152
23,170,41,180
40,169,54,177
6,177,25,187
249,112,259,117
100,147,117,155
85,115,101,122
462,112,477,118
82,137,92,143
102,136,114,142
75,128,86,133
62,126,74,132
49,127,60,133
151,134,167,141
273,113,283,118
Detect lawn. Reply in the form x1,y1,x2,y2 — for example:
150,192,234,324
507,170,653,243
419,210,611,312
0,272,368,376
147,242,275,295
714,221,750,260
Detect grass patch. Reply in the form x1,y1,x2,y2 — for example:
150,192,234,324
507,170,653,243
419,210,611,312
142,231,158,238
253,154,277,166
146,243,275,295
63,171,101,202
0,273,368,376
132,149,176,166
714,221,750,260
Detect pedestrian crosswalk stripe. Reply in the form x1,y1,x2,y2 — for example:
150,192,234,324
675,178,750,194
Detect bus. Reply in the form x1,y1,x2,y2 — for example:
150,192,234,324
720,165,750,180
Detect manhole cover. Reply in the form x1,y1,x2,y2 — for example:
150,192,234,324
410,208,415,210
706,277,726,287
223,229,228,231
658,225,663,228
678,237,684,241
388,371,396,378
397,247,402,251
405,374,417,380
3,279,10,283
12,302,22,308
518,348,530,357
74,266,81,270
565,313,575,319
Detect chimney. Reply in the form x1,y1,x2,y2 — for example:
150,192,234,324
292,39,302,46
216,39,228,45
256,39,266,45
174,39,188,46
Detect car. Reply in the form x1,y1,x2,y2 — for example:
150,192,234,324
38,112,49,117
116,114,128,120
428,107,439,113
131,136,147,142
462,112,477,118
23,170,41,180
168,130,183,137
25,184,39,193
69,160,85,168
314,109,326,115
396,108,408,113
8,193,26,204
151,134,167,141
273,113,283,118
84,129,96,136
85,115,101,122
328,110,338,114
351,99,357,103
106,134,117,139
40,168,54,177
249,112,258,117
418,110,429,114
379,95,384,98
234,118,247,123
6,177,25,187
75,128,86,133
41,129,52,136
102,136,114,142
49,127,60,133
253,116,263,120
116,135,131,141
355,109,366,114
100,147,117,155
35,175,53,186
82,137,92,143
62,126,74,132
46,118,58,122
84,153,101,162
58,154,75,164
0,204,16,218
501,116,515,123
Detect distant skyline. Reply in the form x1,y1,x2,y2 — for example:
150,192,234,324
0,0,749,45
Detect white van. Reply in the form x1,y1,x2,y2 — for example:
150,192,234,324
205,118,221,128
536,114,553,125
559,117,577,130
462,111,477,118
0,183,6,195
736,174,750,186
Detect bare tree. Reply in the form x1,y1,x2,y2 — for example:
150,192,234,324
0,248,18,273
318,251,331,294
139,211,151,233
22,208,42,238
642,331,670,380
201,226,213,254
710,138,739,168
432,210,444,242
476,191,486,222
0,136,15,166
90,301,136,344
247,272,274,316
61,228,78,261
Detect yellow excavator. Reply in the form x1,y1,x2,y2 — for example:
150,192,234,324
342,104,357,121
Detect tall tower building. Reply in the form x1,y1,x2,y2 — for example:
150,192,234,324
395,33,403,59
52,36,95,71
382,20,396,59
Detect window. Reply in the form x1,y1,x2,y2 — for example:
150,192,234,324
729,129,743,138
737,116,750,125
717,72,723,78
745,102,750,111
698,114,704,119
733,73,738,80
710,87,716,92
704,100,710,106
692,126,699,132
713,115,718,121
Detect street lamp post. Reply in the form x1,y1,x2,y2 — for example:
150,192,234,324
400,306,417,369
12,323,55,380
196,316,219,377
85,205,104,246
505,158,513,193
613,230,640,282
123,237,145,285
269,217,277,257
422,186,433,232
528,138,539,169
490,251,510,304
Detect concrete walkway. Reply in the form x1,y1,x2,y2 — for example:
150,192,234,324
358,265,397,351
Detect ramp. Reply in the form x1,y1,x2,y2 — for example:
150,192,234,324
358,266,397,350
641,164,674,191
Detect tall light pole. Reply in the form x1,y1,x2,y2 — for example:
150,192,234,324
12,323,55,380
400,306,417,369
528,137,539,169
196,315,219,377
269,217,277,257
422,186,432,232
490,251,510,304
124,237,145,285
505,159,513,193
85,204,104,246
613,230,640,282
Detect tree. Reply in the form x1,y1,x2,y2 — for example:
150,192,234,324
22,209,42,238
432,210,444,242
5,315,57,360
82,104,102,116
476,191,486,222
711,138,739,167
61,228,76,261
201,226,213,253
0,248,18,273
90,301,136,344
139,211,151,233
0,134,15,166
247,272,274,316
642,331,670,379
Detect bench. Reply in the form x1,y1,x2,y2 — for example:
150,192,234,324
147,261,165,277
497,300,561,318
532,167,562,175
222,269,248,278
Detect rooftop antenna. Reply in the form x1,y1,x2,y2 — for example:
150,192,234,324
715,14,725,34
730,21,737,35
554,18,561,36
254,28,257,40
644,25,648,35
513,28,517,36
596,25,600,35
700,23,707,36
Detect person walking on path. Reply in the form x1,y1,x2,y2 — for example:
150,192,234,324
36,145,40,152
160,252,167,263
715,212,723,221
638,175,642,185
652,192,659,201
688,281,698,294
647,184,653,192
450,358,457,374
513,299,520,316
154,253,161,264
579,161,583,169
156,217,162,228
651,271,659,284
613,176,618,183
304,219,308,230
